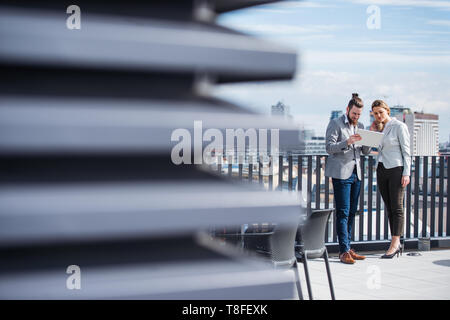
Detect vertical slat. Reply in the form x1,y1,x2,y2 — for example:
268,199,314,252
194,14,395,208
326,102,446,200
324,173,330,243
315,156,321,209
406,157,412,239
422,156,428,237
239,163,243,180
258,159,263,185
288,155,293,191
332,209,337,243
438,156,444,236
430,156,436,237
414,156,420,238
269,156,273,190
384,205,389,240
248,162,253,183
367,156,373,241
447,156,450,236
359,156,365,241
307,156,312,214
217,155,222,175
228,163,232,177
278,155,283,191
297,156,303,192
269,173,273,190
376,186,381,240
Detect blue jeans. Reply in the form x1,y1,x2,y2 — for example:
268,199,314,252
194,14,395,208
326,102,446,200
332,170,361,255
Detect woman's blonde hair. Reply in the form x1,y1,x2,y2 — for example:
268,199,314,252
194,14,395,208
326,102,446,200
371,100,390,115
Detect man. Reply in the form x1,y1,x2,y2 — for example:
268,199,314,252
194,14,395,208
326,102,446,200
325,93,371,264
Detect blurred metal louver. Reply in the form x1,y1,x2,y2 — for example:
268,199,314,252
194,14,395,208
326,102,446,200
0,0,304,299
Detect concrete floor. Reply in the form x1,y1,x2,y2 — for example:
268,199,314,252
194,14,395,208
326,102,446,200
296,248,450,300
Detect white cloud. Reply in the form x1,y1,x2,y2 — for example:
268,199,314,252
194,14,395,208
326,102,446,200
347,0,450,9
303,50,450,67
427,19,450,27
213,68,450,141
227,23,344,36
254,0,337,11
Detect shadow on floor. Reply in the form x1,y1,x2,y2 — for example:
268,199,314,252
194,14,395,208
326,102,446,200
433,259,450,267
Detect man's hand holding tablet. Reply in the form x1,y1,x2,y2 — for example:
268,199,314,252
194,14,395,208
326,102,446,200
354,129,384,148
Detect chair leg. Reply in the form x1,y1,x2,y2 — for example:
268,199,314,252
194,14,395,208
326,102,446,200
301,251,313,300
293,260,304,300
323,249,336,300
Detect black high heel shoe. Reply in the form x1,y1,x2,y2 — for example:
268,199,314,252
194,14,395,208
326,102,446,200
381,245,401,259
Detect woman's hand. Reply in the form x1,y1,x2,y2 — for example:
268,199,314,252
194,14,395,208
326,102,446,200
401,175,410,188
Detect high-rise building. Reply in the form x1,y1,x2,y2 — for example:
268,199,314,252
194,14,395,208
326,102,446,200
271,101,290,118
405,112,439,156
330,110,343,120
298,129,326,155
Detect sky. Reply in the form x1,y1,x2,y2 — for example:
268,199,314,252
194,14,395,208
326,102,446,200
213,0,450,143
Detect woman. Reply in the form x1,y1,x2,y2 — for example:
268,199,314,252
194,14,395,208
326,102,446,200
370,100,411,258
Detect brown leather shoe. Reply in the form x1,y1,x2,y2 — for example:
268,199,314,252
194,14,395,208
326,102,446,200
339,252,355,264
349,249,366,260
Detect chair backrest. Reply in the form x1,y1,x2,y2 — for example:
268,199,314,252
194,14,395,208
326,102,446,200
300,209,333,259
269,210,304,267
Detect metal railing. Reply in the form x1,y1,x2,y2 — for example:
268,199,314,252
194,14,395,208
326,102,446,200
211,155,449,244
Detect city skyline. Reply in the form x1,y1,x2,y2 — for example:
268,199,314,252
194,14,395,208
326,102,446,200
213,0,450,143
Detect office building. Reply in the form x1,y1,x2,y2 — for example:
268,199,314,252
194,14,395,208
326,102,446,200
405,112,439,156
271,101,291,118
298,130,326,155
330,110,343,121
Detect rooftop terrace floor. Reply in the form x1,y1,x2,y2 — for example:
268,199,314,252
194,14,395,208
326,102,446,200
297,248,450,300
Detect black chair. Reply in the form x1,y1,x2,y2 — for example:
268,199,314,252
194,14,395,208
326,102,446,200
267,222,305,300
295,208,335,300
213,217,306,300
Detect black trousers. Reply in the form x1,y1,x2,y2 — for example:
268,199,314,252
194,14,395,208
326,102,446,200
377,163,405,237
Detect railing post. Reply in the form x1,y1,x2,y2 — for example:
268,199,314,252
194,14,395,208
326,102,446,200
414,156,420,238
376,183,381,241
384,200,389,240
269,156,273,190
288,155,293,191
438,156,444,236
324,157,330,243
368,156,374,241
447,156,449,236
422,156,428,237
406,156,412,239
307,156,312,214
430,156,436,237
217,156,222,175
298,155,303,192
279,155,283,191
259,160,263,186
315,155,321,209
359,156,365,241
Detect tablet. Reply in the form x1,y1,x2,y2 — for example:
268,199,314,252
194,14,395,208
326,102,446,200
354,129,384,148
